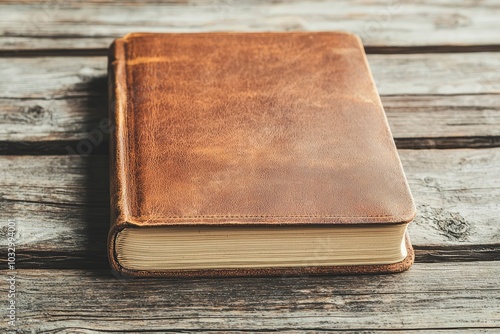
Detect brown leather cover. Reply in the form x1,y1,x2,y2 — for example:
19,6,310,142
108,32,416,277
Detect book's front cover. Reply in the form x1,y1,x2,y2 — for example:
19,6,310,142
108,32,416,277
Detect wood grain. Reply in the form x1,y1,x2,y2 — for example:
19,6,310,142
1,1,499,331
1,54,499,150
2,52,500,99
1,147,500,269
2,0,500,50
1,262,498,332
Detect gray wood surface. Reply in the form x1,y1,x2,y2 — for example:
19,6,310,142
1,148,500,269
1,54,500,152
1,0,499,332
2,0,500,50
2,53,500,99
2,263,499,332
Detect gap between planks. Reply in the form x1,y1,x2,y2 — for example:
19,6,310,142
2,44,500,58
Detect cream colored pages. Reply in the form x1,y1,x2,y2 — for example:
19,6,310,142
116,224,408,271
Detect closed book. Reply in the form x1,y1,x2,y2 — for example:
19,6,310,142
108,32,416,277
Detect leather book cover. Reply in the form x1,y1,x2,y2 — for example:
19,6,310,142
108,32,416,277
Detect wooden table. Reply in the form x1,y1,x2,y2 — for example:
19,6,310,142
1,1,499,332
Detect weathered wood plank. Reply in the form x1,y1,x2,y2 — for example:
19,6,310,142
403,149,500,246
384,94,500,139
1,54,500,149
2,0,500,50
0,57,105,100
0,97,108,142
2,52,500,99
2,93,500,144
369,53,500,96
1,147,500,268
1,263,499,331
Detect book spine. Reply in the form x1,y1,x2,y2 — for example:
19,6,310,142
107,36,131,275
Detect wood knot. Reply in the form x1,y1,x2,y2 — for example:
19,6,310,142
437,212,470,241
0,225,7,238
19,105,52,124
26,105,46,119
414,205,470,241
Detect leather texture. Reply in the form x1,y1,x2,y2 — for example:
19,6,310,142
108,32,416,277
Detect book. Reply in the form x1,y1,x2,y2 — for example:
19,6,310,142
108,32,416,277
